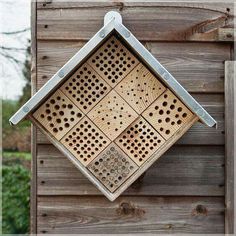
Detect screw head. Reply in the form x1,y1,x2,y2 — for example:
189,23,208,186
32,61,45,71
100,32,105,38
196,109,204,117
23,106,29,113
58,70,64,78
163,72,169,80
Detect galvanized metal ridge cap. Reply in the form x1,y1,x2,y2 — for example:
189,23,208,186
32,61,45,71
112,20,217,128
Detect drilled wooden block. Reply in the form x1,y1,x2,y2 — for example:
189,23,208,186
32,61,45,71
115,117,165,166
61,117,110,166
142,89,194,139
115,63,166,113
88,90,138,141
88,143,138,192
33,89,84,140
60,63,111,114
87,36,139,87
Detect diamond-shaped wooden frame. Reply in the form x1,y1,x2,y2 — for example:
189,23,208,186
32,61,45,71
10,11,216,201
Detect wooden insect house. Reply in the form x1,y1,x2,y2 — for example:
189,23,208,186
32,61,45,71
10,11,216,201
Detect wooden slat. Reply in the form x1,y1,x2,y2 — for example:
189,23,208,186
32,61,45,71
37,3,234,41
37,144,224,196
37,1,232,12
37,41,230,93
225,61,235,234
37,196,224,234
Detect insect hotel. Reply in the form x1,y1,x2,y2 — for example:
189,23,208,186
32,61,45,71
10,11,216,201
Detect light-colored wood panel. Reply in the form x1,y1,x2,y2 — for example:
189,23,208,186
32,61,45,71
60,63,111,114
87,36,139,87
87,90,138,141
88,143,138,192
37,196,224,234
61,117,111,166
33,89,84,140
115,117,165,166
37,4,234,41
37,144,225,196
37,41,229,93
115,63,166,114
143,89,194,139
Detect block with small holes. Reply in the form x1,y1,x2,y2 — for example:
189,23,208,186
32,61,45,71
33,89,84,140
142,89,194,139
61,117,110,166
115,117,165,166
88,143,138,192
87,36,139,87
88,90,138,141
115,63,166,114
60,63,111,114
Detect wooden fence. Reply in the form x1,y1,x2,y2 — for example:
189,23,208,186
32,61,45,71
31,1,234,234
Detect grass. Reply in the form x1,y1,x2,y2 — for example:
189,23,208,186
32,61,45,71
3,151,31,160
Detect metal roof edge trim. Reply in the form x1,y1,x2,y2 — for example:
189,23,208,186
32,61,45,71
113,21,217,128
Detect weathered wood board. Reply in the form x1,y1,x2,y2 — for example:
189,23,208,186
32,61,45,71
32,1,234,234
37,196,224,234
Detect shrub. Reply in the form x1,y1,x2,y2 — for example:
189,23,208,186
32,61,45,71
2,164,30,234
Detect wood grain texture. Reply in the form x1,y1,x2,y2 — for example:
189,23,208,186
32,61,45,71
37,144,224,196
61,116,110,167
34,1,232,232
87,90,138,141
36,100,225,145
37,41,230,92
37,1,233,12
225,61,235,234
115,63,166,114
33,89,84,140
115,117,165,166
37,196,224,234
142,89,194,139
87,35,139,87
37,2,234,41
60,62,111,114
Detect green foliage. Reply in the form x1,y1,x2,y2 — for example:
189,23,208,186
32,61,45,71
2,164,30,234
3,151,31,161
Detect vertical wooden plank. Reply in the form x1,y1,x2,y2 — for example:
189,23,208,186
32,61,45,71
225,61,235,234
30,0,37,234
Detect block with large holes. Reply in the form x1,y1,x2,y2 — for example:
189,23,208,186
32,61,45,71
12,11,216,201
142,89,194,139
33,90,84,140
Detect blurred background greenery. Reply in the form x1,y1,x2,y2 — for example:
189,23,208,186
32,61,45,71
2,43,31,234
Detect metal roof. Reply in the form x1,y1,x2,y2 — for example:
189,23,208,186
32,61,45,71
10,11,217,128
